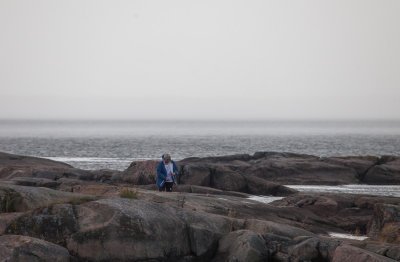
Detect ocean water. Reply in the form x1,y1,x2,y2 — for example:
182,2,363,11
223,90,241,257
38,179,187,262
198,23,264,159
0,120,399,171
287,185,400,197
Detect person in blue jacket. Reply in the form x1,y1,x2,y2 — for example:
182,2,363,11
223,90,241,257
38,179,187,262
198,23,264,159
156,153,178,192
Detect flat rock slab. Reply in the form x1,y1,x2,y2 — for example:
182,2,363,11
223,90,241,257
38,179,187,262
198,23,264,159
0,183,96,212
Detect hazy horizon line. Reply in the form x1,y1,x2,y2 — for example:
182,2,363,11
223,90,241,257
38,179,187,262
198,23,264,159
1,117,400,122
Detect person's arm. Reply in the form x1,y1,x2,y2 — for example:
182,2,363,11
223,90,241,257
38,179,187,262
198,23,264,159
157,162,167,180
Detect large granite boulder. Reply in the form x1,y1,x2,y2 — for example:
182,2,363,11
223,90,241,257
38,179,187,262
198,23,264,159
248,153,360,185
177,152,400,186
8,196,242,261
179,164,212,186
0,152,72,170
111,160,158,184
272,193,400,234
0,152,118,186
177,152,362,189
212,230,268,262
66,198,191,261
322,156,379,180
0,235,70,262
0,152,71,180
364,156,400,184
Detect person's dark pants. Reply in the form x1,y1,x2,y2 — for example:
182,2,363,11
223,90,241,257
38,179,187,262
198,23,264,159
159,182,173,192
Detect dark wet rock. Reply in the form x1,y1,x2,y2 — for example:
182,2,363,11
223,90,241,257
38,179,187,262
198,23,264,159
368,203,400,243
364,156,400,184
332,244,396,262
322,156,379,180
0,235,70,262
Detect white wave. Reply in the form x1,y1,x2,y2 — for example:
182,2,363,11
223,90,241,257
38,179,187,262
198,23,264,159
328,232,368,241
44,157,154,163
248,195,284,204
286,184,400,197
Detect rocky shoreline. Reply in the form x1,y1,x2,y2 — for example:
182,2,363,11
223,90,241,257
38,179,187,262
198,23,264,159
0,151,400,261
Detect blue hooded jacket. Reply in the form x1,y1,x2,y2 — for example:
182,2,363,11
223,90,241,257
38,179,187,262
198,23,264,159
156,155,178,188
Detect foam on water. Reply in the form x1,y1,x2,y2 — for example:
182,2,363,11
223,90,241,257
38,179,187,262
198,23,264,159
43,157,137,170
45,157,138,162
248,196,284,204
286,185,400,197
328,232,368,241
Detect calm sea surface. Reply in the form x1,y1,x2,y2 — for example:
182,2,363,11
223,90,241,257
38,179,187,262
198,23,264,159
0,120,399,171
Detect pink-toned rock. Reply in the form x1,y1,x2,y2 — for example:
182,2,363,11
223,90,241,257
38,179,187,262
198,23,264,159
66,198,238,261
0,213,24,234
368,203,400,243
179,164,211,186
112,160,159,185
0,235,70,262
0,183,96,212
213,230,268,262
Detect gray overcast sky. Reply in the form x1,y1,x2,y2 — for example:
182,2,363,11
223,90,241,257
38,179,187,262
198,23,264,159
0,0,399,120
